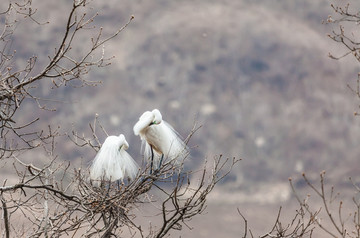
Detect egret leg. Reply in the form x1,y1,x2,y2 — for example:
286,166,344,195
157,154,164,170
150,145,154,175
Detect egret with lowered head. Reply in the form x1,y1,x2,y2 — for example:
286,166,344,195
133,109,189,173
90,134,139,184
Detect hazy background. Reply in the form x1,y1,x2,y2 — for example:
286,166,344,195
4,0,360,236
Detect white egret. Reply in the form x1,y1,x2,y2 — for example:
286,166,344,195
133,109,189,173
90,134,139,183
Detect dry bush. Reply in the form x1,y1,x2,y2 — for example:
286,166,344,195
0,1,239,237
325,0,360,114
238,172,360,238
289,172,360,238
237,3,360,236
0,0,133,159
1,124,238,237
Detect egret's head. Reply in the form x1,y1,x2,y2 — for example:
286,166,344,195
133,109,162,135
151,109,162,125
102,135,121,150
118,134,129,150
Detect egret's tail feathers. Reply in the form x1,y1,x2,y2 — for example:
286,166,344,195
90,146,124,182
143,141,163,167
119,150,139,181
162,121,190,162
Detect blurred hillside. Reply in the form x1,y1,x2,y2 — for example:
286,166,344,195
4,0,360,236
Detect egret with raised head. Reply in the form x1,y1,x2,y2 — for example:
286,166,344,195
133,109,188,173
90,134,139,183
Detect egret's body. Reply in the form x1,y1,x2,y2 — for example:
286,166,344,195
90,134,139,183
133,109,188,171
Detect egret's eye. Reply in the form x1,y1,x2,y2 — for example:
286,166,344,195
119,145,122,151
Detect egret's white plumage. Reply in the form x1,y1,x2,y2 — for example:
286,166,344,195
133,109,188,167
90,134,139,182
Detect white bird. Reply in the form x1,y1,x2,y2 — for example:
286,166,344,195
90,134,139,183
133,109,189,173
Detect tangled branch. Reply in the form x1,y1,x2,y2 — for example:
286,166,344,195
0,0,133,159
